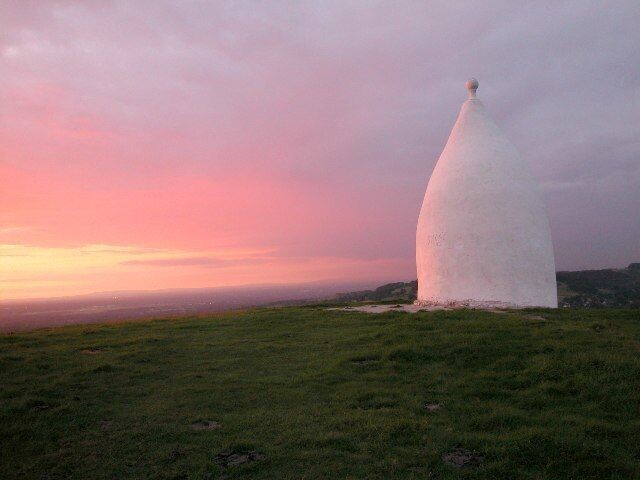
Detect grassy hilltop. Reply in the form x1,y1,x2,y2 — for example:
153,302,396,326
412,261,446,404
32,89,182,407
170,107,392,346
1,306,640,479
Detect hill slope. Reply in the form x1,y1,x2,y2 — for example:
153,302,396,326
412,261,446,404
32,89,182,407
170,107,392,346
336,263,640,307
1,306,639,479
556,263,640,307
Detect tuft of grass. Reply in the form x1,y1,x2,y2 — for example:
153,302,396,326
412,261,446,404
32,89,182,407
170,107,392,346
0,306,639,479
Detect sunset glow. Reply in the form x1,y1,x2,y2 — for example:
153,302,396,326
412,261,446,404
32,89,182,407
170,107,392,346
2,2,639,300
1,242,410,299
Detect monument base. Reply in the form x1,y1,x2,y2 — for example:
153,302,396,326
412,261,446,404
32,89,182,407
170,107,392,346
414,298,524,309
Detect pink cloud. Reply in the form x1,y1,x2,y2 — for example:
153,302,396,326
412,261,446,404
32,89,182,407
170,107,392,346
1,1,639,298
120,256,270,268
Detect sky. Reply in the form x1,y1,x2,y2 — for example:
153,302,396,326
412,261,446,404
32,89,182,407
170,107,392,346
1,0,639,300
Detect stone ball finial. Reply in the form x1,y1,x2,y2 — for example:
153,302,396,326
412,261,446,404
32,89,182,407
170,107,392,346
466,78,479,99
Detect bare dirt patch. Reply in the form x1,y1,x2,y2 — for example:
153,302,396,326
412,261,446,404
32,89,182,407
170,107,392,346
32,400,50,411
81,348,102,355
330,304,449,314
215,450,265,468
442,447,484,468
523,314,548,327
349,355,381,366
355,393,398,410
92,364,116,373
191,420,220,431
169,446,186,461
424,402,442,412
100,420,113,431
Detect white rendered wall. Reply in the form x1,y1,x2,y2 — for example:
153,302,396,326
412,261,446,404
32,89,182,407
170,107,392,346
416,93,557,308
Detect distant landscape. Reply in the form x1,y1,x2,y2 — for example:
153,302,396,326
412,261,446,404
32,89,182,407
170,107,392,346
2,264,638,332
334,263,640,308
0,282,371,332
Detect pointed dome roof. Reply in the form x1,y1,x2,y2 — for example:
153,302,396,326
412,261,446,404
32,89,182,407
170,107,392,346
415,79,557,308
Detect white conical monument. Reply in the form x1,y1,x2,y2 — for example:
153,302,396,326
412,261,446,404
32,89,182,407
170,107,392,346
416,78,557,308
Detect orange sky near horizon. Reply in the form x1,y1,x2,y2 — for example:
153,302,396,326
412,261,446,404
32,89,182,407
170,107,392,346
1,242,411,300
1,161,412,299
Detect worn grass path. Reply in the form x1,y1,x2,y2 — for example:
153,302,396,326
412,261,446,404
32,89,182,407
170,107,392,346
1,306,639,479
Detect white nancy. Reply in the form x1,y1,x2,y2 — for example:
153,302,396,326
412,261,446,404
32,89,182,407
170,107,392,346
416,79,557,308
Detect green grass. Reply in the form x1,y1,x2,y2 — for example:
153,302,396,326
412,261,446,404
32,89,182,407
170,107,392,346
1,306,639,479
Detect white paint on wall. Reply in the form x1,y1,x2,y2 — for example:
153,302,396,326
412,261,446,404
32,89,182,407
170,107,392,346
416,79,557,308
